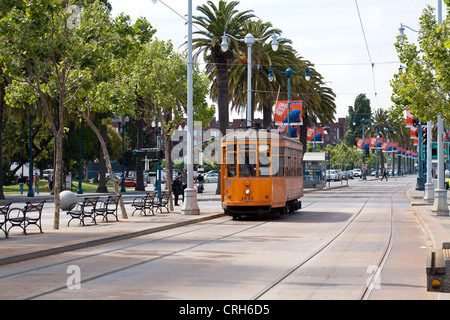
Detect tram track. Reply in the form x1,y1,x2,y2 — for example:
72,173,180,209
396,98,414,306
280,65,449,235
252,184,406,300
0,197,330,299
1,184,407,300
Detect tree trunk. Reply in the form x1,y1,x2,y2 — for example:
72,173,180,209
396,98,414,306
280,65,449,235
262,100,273,129
163,112,174,211
52,93,65,230
96,121,108,193
85,115,128,219
216,63,229,195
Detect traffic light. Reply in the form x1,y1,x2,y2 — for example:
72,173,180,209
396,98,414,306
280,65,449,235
413,117,420,127
423,128,427,145
364,147,370,157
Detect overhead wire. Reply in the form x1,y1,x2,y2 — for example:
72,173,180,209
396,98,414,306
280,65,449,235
153,0,203,32
354,0,381,109
155,0,393,110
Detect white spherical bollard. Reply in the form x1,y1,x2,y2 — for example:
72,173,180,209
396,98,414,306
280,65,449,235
60,190,77,210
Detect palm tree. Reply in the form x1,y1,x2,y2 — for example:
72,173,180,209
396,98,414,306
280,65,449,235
192,0,255,136
267,52,336,147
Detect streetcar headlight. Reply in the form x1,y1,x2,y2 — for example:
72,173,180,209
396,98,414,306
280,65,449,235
245,189,251,195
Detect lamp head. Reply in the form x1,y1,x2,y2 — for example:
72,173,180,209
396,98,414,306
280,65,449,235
305,68,311,81
399,23,405,37
221,34,228,52
268,69,274,82
271,33,279,51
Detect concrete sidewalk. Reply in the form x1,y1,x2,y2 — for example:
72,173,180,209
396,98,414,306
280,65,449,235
408,186,450,250
0,190,224,266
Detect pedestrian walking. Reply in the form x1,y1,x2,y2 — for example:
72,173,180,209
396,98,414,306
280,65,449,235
34,172,40,194
172,175,183,206
381,169,388,181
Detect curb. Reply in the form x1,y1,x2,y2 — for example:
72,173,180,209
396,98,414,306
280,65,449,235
0,213,225,266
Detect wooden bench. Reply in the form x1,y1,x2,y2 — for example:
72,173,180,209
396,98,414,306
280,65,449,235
152,191,171,214
0,203,11,238
95,195,121,222
132,191,157,216
67,197,99,226
7,200,46,235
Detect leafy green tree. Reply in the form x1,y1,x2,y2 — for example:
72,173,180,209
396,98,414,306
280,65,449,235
0,0,154,227
131,40,211,206
391,5,450,124
344,94,372,147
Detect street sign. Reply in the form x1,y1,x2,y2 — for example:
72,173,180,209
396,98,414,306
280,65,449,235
429,142,449,160
133,149,163,160
362,164,367,170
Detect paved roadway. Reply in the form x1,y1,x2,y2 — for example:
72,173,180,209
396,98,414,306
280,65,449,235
0,176,447,301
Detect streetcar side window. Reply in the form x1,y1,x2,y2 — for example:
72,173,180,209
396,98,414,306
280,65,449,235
227,151,237,177
278,155,285,177
259,144,271,177
297,157,303,176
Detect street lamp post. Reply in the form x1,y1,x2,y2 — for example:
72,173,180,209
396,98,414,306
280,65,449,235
150,0,199,214
152,120,162,201
424,121,434,202
353,118,369,180
27,103,37,198
222,32,279,127
182,0,200,215
119,116,129,193
77,120,83,194
432,0,448,215
268,67,310,137
385,126,390,177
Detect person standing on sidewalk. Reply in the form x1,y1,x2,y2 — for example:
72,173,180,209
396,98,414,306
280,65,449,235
17,173,26,194
172,174,183,206
34,172,40,194
48,170,54,191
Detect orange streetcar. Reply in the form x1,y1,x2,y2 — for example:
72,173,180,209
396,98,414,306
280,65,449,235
221,129,303,219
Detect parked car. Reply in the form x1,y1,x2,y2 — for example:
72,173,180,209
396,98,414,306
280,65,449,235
42,169,53,180
123,177,136,187
339,171,348,180
352,168,361,177
204,172,218,183
123,177,147,187
144,172,156,184
347,170,354,179
326,169,340,181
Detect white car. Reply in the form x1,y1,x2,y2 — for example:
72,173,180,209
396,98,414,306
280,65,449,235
326,169,340,181
352,168,362,177
204,172,218,183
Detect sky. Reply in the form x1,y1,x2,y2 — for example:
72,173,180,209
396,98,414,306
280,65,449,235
109,0,447,121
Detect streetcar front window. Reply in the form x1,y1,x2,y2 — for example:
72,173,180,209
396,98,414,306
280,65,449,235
239,151,256,177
